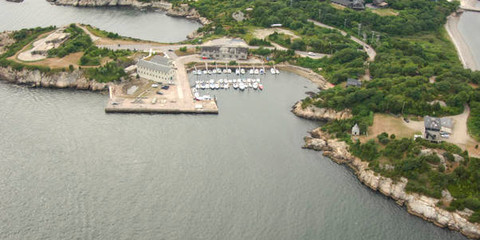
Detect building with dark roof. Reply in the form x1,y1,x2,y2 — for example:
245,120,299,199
424,116,453,142
346,78,362,87
331,0,365,10
201,46,248,60
137,55,175,83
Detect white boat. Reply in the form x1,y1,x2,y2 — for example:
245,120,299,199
239,82,246,91
233,79,237,83
233,83,239,89
217,68,222,74
240,68,245,74
210,83,215,89
260,69,265,75
253,82,258,90
254,69,259,75
212,69,217,74
248,83,252,88
218,79,224,84
227,69,232,74
235,69,240,75
224,83,229,89
203,70,208,75
223,68,228,74
270,68,275,74
247,78,251,83
256,78,261,83
215,83,220,89
249,69,254,74
275,69,280,74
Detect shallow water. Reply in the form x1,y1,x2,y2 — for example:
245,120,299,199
0,0,200,42
0,72,468,239
458,3,480,69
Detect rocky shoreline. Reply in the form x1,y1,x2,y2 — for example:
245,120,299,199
303,127,480,239
0,66,110,91
46,0,211,26
291,101,352,121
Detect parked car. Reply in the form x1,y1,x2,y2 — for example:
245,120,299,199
152,84,159,88
161,85,170,90
156,91,163,95
403,117,410,123
308,52,315,56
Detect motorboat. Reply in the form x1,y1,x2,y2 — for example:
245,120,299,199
239,82,246,91
233,83,238,89
249,69,254,74
275,69,280,74
253,82,258,90
236,69,240,75
259,83,264,90
227,69,232,74
254,69,259,75
240,68,245,74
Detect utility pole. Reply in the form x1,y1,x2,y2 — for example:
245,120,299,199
371,31,375,43
358,23,361,37
344,18,347,28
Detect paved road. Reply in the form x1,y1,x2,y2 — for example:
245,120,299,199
308,19,376,61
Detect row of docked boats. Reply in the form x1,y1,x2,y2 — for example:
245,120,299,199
192,67,279,76
194,78,264,91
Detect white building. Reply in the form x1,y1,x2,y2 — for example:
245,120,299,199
352,123,360,136
137,55,175,83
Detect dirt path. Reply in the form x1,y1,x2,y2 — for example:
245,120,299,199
307,19,376,61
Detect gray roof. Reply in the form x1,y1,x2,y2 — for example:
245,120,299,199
201,46,248,55
346,78,362,87
150,55,171,66
331,0,364,9
424,116,453,131
440,118,453,129
424,116,441,131
137,59,171,73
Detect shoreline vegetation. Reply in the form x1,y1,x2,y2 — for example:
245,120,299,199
2,0,480,238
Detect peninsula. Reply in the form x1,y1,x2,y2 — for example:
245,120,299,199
2,0,480,238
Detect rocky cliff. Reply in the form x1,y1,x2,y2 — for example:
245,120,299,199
0,66,109,91
47,0,210,25
304,128,480,239
291,101,352,121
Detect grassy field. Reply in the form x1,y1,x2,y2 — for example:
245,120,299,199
358,114,420,143
371,8,399,16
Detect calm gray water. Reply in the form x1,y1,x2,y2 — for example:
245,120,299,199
0,2,471,239
0,72,467,239
458,4,480,69
0,0,200,42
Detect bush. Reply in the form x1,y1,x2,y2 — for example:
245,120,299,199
179,47,187,52
377,132,390,145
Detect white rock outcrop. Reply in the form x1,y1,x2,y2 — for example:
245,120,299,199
303,128,480,239
292,101,352,121
0,66,109,91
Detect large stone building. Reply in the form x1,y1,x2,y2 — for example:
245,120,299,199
137,55,175,83
200,46,248,60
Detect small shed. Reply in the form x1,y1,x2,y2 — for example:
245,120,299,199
352,123,360,136
346,78,362,88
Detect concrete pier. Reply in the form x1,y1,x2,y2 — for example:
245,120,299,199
105,53,218,114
